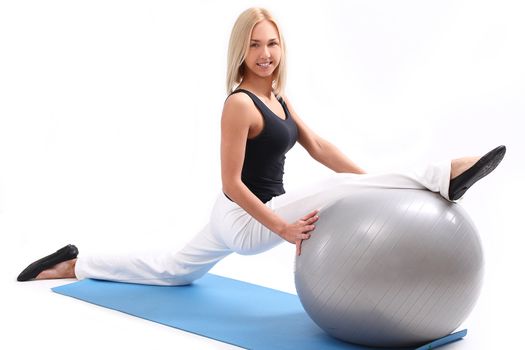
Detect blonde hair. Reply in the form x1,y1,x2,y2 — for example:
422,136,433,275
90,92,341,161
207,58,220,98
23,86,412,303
226,7,287,96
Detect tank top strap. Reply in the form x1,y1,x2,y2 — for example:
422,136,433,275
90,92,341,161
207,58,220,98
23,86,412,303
276,95,291,118
229,89,287,118
229,89,267,112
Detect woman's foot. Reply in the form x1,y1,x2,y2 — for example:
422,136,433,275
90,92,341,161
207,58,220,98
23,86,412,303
448,145,506,200
451,157,481,180
36,259,77,279
17,244,79,281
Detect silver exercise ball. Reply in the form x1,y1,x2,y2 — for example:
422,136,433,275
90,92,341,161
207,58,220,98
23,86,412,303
295,188,484,348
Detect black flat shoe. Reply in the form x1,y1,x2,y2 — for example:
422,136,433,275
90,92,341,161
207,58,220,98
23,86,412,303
449,145,506,200
17,244,79,282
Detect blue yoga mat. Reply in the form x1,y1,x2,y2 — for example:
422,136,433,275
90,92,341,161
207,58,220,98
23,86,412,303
52,274,466,350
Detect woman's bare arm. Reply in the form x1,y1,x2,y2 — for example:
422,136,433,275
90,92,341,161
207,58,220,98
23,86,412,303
282,95,366,174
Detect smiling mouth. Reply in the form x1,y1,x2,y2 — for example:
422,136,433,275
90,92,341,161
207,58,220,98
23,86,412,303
257,62,272,68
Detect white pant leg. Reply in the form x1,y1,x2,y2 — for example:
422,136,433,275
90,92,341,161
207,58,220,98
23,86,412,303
217,160,451,255
74,190,289,286
272,160,452,223
213,193,285,255
75,161,451,285
75,195,234,286
75,222,232,286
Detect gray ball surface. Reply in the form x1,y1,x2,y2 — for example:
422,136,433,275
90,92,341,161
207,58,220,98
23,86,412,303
295,188,484,347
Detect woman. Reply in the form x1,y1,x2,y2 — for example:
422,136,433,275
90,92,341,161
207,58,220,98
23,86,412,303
17,7,505,284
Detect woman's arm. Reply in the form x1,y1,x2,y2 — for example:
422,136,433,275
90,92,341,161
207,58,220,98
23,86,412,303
221,94,317,255
282,95,367,174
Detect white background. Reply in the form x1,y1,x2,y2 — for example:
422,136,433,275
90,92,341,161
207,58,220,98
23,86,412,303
1,0,523,349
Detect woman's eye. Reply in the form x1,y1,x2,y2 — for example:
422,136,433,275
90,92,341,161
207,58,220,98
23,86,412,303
251,42,278,48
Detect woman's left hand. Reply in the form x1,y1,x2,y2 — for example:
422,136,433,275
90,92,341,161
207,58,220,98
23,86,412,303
294,210,320,256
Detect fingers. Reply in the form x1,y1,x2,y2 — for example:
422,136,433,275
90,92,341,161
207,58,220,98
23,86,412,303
295,232,310,256
300,211,319,229
293,209,321,256
302,224,316,233
297,233,311,240
305,215,319,225
301,209,320,221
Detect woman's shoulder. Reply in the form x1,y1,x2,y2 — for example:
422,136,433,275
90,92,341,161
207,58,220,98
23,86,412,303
221,90,258,124
224,90,253,109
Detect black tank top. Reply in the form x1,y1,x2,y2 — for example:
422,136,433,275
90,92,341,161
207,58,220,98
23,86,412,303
227,89,299,203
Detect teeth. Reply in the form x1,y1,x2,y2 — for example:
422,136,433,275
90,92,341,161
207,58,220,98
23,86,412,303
257,62,271,67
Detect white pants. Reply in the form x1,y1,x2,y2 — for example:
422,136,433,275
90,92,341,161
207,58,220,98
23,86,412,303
75,161,451,285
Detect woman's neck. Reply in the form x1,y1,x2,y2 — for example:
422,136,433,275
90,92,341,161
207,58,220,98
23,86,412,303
238,75,274,99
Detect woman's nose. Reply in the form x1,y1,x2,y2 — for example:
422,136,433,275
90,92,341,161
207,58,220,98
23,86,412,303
261,45,270,57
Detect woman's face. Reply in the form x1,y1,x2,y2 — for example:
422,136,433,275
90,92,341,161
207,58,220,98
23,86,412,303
243,20,281,81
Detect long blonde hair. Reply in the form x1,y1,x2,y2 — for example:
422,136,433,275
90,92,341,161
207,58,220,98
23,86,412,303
226,7,287,96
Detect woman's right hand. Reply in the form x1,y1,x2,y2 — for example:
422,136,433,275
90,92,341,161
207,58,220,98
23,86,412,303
279,209,320,256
